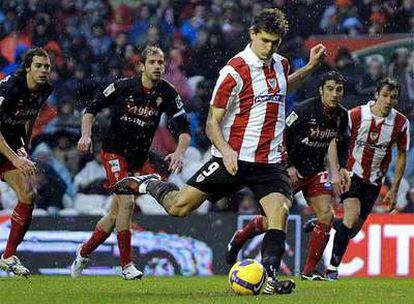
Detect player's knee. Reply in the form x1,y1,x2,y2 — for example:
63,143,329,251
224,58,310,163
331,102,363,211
108,210,118,223
18,189,37,204
266,202,289,226
167,203,191,217
117,195,135,209
274,202,290,216
317,206,334,224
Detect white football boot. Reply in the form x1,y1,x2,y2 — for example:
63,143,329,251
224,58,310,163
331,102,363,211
122,264,143,280
70,244,89,278
0,254,30,277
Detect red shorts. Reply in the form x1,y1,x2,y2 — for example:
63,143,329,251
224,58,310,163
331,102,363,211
101,151,157,188
293,171,333,199
0,147,28,175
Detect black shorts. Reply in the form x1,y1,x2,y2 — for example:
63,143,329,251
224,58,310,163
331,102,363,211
187,157,292,202
340,174,381,220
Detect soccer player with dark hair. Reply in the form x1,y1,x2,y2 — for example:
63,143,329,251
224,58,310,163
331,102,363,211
225,71,351,281
0,47,52,276
113,8,326,294
70,46,190,280
325,78,409,280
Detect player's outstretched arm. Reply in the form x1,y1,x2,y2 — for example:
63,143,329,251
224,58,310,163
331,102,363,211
287,44,327,93
78,113,95,154
205,106,238,175
384,148,407,212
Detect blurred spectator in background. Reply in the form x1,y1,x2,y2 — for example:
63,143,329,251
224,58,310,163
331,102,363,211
73,144,109,215
357,55,387,101
35,162,66,214
52,130,80,177
401,188,414,213
334,47,361,108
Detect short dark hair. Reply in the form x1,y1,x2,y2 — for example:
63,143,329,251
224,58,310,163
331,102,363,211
250,8,289,37
22,47,49,69
319,71,345,89
376,77,401,96
141,46,164,63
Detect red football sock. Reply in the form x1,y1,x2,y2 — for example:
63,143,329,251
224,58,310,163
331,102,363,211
234,216,265,245
117,230,132,268
303,221,332,274
3,203,33,258
81,227,111,257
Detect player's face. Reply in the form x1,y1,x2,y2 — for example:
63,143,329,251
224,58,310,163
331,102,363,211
142,53,165,81
26,55,51,85
375,86,399,116
250,30,282,61
320,80,344,108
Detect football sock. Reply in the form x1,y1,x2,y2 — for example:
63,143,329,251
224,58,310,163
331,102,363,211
261,229,286,280
117,230,132,268
147,180,179,209
3,203,33,258
330,222,352,267
303,221,332,274
81,227,111,257
234,216,265,245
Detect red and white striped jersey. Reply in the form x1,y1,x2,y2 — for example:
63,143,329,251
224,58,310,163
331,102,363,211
210,45,289,164
347,101,410,185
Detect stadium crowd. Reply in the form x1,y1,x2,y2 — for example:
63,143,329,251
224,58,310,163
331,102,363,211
0,0,413,215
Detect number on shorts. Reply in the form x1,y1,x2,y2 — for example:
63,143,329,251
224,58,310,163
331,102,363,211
202,162,220,177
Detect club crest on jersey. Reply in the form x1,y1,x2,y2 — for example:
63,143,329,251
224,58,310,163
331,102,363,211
196,174,205,183
267,78,277,90
370,131,379,141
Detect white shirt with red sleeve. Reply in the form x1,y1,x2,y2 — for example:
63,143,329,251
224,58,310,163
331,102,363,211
347,101,410,185
210,44,290,164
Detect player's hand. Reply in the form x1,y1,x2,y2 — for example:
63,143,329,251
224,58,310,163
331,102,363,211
339,168,351,193
287,166,301,186
222,147,238,176
77,136,92,154
12,156,36,177
383,189,397,212
331,171,342,198
308,44,326,68
165,150,184,173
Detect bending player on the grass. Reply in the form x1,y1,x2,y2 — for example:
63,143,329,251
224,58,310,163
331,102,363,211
224,71,351,281
113,8,327,295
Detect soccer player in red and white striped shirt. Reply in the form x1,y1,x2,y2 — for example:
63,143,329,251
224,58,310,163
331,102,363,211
113,8,326,294
326,78,410,280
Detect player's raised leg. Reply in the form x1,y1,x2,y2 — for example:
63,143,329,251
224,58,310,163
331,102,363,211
226,216,267,265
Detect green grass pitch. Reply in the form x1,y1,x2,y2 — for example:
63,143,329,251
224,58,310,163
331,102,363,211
0,276,412,304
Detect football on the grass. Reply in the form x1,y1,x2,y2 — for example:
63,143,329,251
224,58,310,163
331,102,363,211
228,259,267,295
